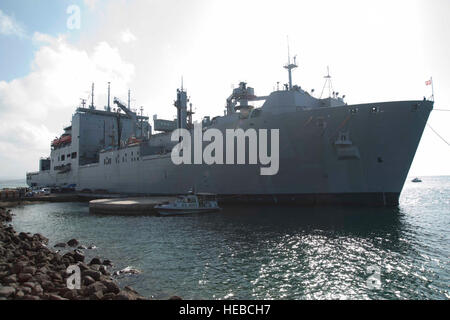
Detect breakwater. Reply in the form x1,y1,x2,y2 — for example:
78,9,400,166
0,206,150,300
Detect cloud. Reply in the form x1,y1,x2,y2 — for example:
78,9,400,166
84,0,100,11
120,30,137,43
0,9,25,37
0,33,135,178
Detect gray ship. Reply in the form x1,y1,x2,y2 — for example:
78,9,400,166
26,58,433,206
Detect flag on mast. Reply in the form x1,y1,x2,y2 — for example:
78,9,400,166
425,79,432,86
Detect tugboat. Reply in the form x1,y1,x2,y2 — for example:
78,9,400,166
155,193,221,216
412,177,422,183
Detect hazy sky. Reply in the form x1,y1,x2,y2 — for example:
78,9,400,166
0,0,449,179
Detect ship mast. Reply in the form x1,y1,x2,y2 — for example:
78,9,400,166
320,66,334,99
140,106,144,138
128,89,131,110
283,38,298,90
107,82,111,112
89,83,95,109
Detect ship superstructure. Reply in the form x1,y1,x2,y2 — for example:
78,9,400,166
27,58,433,206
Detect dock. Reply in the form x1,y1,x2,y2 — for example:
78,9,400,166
89,197,177,215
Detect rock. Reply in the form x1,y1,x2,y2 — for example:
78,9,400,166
50,272,63,282
31,241,44,251
90,264,101,271
21,286,32,295
75,262,89,272
40,280,55,291
86,282,107,295
169,295,183,300
51,255,63,265
48,294,68,300
25,250,36,258
38,266,49,274
0,208,144,302
114,292,131,300
63,290,79,300
22,266,36,275
102,259,112,266
56,287,72,297
18,273,33,283
124,286,139,294
12,261,27,274
67,239,79,247
18,232,33,241
36,252,51,264
22,282,36,289
89,291,104,300
33,233,49,244
82,270,102,281
125,286,146,300
0,271,9,280
32,284,43,296
62,252,75,262
0,286,16,298
113,287,145,301
34,273,51,284
101,293,116,300
89,257,102,265
101,280,120,294
99,265,110,276
3,274,17,284
73,250,85,262
83,275,96,286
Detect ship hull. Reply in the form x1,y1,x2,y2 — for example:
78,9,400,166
27,100,432,206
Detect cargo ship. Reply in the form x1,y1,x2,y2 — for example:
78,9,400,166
27,58,433,206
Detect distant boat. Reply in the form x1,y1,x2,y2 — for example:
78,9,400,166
155,193,221,216
412,177,422,183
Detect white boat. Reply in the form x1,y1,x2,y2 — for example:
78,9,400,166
155,193,221,216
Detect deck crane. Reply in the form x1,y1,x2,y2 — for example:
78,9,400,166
113,97,145,139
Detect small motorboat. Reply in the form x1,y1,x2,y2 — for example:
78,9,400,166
412,177,422,183
155,193,221,216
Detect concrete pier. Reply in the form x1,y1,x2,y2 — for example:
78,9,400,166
89,197,177,215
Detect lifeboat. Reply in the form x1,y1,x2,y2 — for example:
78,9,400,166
51,134,72,148
59,135,72,144
51,138,60,147
127,136,141,145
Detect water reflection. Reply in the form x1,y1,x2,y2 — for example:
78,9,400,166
182,205,404,299
10,190,449,300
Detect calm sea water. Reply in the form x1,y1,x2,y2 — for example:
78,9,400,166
5,177,450,300
0,179,27,189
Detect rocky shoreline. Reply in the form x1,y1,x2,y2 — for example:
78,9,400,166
0,206,151,300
